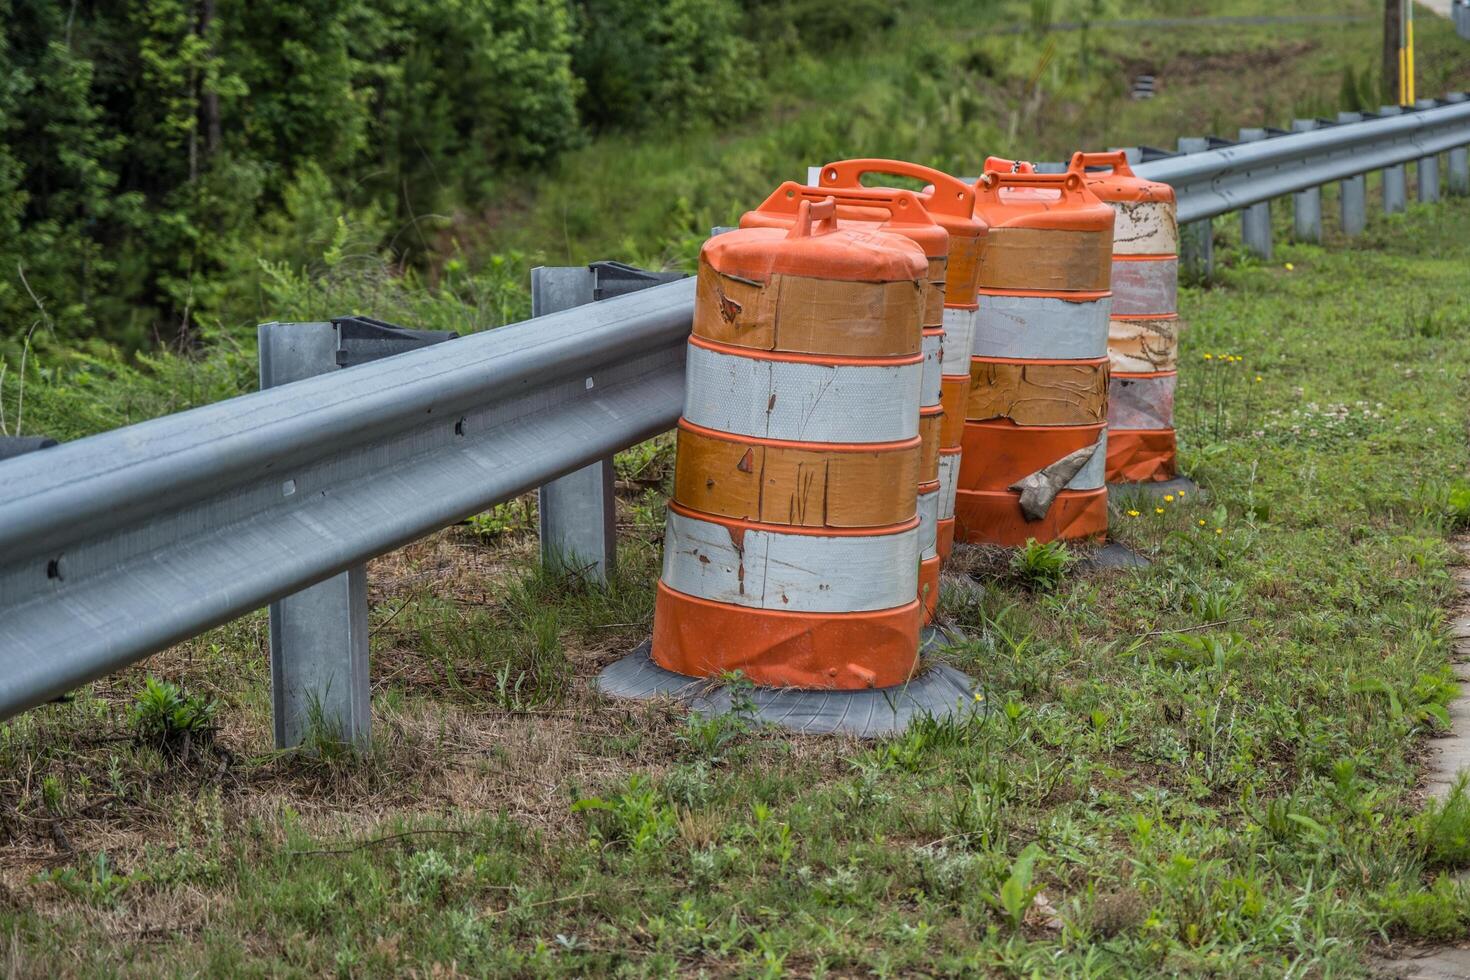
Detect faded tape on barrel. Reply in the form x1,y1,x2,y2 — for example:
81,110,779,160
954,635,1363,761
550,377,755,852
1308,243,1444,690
954,487,1108,548
945,236,983,308
1110,258,1178,317
972,293,1111,360
1109,315,1180,373
921,329,944,406
1110,200,1179,256
941,307,977,375
968,358,1109,426
1109,372,1176,431
684,339,921,444
672,421,920,528
977,228,1112,293
650,582,922,690
918,483,940,560
938,449,961,520
919,407,943,481
661,506,919,613
939,377,967,446
959,421,1107,491
694,263,923,357
922,258,946,329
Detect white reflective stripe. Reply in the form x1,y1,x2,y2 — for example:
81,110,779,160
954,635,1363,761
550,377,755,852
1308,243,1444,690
1066,430,1108,490
937,453,960,520
1108,316,1180,373
973,294,1111,360
1109,200,1179,255
661,508,918,612
1109,374,1176,430
1111,259,1178,316
683,343,921,444
941,307,976,375
921,331,944,407
917,486,939,559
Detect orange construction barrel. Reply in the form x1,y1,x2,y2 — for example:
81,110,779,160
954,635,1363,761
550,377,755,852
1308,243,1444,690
1070,151,1181,483
959,163,1114,547
651,198,930,690
813,159,988,570
740,183,950,623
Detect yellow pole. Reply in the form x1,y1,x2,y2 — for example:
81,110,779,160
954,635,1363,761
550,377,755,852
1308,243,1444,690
1406,1,1416,105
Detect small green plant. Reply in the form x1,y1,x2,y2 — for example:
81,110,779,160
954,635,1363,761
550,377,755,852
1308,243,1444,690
1417,777,1470,868
129,677,217,755
1010,538,1072,590
1444,480,1470,530
34,852,142,907
465,499,535,539
991,843,1045,929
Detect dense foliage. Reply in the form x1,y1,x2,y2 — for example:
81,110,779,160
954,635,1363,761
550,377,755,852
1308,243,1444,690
0,0,810,350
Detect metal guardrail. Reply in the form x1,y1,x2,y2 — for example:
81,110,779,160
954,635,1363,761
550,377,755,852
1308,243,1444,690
2,93,1468,741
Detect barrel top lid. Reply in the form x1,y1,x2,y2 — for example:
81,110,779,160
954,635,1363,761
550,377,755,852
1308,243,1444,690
742,182,951,259
713,196,929,282
814,159,988,241
1070,151,1175,204
971,159,1114,232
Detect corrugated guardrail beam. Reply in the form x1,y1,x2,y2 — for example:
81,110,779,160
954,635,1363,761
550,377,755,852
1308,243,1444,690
0,278,694,720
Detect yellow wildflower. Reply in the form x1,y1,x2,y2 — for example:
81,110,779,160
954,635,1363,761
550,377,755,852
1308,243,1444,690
1164,494,1174,502
1198,519,1207,526
1215,527,1224,535
1285,262,1295,271
1155,507,1165,514
1203,353,1213,360
1255,375,1263,383
1127,509,1141,517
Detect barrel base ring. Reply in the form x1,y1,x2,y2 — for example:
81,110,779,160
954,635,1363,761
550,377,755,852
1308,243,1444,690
1106,474,1200,501
596,641,981,738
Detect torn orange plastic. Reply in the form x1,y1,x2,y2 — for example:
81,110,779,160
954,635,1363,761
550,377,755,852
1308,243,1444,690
651,582,922,689
954,487,1108,547
919,555,941,623
967,358,1109,426
959,419,1106,490
815,159,988,308
1105,428,1178,483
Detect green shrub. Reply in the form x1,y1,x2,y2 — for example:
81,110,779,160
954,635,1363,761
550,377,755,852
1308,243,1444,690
1010,538,1073,591
129,676,217,755
1417,778,1470,869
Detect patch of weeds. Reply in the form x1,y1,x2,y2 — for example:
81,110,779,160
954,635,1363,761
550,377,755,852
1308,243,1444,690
129,676,217,757
1010,538,1072,591
989,843,1045,929
1417,777,1470,868
33,852,143,907
1376,875,1470,940
464,497,535,539
572,775,678,853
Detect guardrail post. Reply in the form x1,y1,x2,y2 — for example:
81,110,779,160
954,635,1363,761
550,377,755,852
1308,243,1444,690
1290,119,1323,242
1415,100,1442,203
257,322,371,751
1335,112,1369,236
1237,128,1273,258
1451,145,1470,196
530,267,617,585
1176,136,1213,278
1378,106,1409,213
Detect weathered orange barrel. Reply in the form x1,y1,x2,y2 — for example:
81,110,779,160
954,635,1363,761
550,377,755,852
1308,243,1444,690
960,163,1114,547
813,159,988,569
1071,151,1181,483
741,184,950,622
652,198,929,690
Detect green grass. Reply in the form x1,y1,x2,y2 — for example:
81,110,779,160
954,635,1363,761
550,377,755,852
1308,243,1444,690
2,189,1470,975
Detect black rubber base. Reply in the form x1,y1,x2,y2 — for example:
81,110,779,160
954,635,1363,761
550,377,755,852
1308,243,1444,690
1107,475,1200,501
596,642,981,738
1078,540,1152,570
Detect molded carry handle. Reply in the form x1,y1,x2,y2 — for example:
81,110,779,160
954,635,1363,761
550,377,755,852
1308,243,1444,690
1069,150,1134,176
755,181,939,227
976,168,1087,202
815,158,976,218
982,156,1035,175
785,197,838,240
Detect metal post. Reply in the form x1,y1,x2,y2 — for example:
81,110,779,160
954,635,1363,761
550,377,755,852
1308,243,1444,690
531,267,617,584
1416,100,1442,203
1451,146,1470,196
1176,136,1213,278
1336,112,1368,236
1238,128,1273,258
1290,119,1323,242
1378,106,1408,213
257,323,371,751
